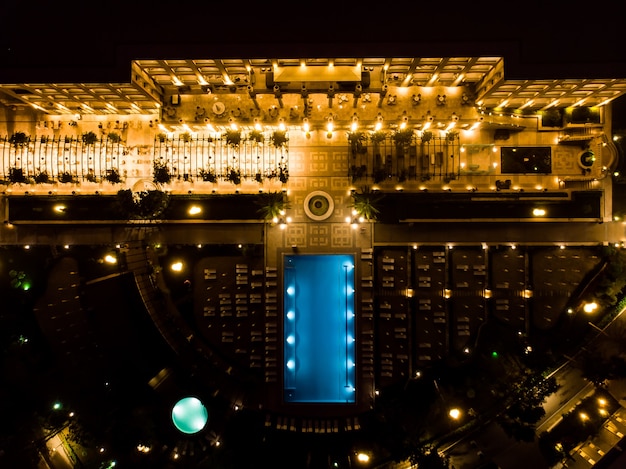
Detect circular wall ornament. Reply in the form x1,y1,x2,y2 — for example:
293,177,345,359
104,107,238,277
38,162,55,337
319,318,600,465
578,149,595,168
303,191,335,221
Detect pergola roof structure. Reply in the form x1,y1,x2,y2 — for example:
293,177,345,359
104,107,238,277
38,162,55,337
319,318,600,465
1,56,625,117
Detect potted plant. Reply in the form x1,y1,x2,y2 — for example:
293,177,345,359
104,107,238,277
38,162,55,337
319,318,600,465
34,170,50,184
393,128,414,147
370,130,387,145
86,170,98,183
156,132,168,143
278,163,289,184
82,131,98,145
181,132,192,143
347,130,367,155
59,171,77,184
153,160,171,184
107,132,122,144
105,168,122,184
421,130,433,143
255,191,291,221
398,169,407,183
8,167,28,184
373,167,387,184
115,188,171,220
224,129,242,147
254,172,264,183
199,167,217,183
248,129,264,143
9,132,29,148
270,130,288,148
40,136,49,144
349,165,367,183
225,167,242,185
350,185,384,221
446,130,459,142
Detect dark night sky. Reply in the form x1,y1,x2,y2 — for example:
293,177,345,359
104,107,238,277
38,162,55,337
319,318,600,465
2,1,625,81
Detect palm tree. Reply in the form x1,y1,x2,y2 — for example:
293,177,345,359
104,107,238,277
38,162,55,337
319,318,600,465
256,191,290,222
350,185,384,221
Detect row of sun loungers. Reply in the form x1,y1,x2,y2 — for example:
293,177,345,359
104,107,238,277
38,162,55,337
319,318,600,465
264,415,361,433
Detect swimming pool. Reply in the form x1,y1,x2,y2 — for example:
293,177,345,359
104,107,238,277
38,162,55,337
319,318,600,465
283,254,356,403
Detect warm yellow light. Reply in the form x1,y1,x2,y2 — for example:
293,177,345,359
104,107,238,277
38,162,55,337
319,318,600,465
54,204,66,213
171,261,183,272
519,99,534,109
104,254,117,264
533,208,546,216
356,453,370,463
449,408,461,419
583,302,598,313
188,205,202,215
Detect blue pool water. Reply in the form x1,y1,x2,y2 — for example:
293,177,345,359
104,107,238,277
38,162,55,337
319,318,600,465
283,254,356,403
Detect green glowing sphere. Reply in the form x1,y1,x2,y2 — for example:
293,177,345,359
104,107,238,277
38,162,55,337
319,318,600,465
171,397,208,434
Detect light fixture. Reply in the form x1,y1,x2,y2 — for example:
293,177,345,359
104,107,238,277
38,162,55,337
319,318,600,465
104,254,117,264
188,205,202,215
326,116,334,133
375,113,383,131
